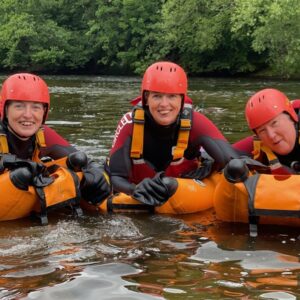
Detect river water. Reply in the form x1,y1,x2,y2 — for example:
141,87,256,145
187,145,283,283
0,75,299,300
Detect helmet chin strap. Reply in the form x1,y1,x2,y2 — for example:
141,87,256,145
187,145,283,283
7,124,33,141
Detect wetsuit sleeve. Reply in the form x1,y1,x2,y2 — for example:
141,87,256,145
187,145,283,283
233,136,254,157
189,111,240,169
109,112,136,194
42,125,77,159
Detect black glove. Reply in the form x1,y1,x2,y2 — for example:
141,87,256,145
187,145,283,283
238,156,270,172
66,151,88,172
181,159,214,180
81,163,111,205
132,172,178,206
224,157,269,183
2,154,53,189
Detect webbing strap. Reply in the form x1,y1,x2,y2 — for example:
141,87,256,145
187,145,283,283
130,105,192,160
252,136,261,160
32,128,46,162
253,136,283,170
36,128,46,147
0,134,9,153
172,118,191,160
130,109,144,158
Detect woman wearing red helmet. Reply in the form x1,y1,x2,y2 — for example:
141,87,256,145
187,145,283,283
214,88,300,231
108,61,238,206
234,88,300,173
0,73,110,222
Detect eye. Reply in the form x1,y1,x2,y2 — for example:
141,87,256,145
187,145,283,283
257,128,266,135
14,103,25,109
32,103,44,111
152,93,161,100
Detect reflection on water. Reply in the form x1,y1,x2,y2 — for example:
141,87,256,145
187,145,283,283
0,75,299,299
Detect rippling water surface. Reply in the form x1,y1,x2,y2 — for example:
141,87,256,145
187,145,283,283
0,75,299,300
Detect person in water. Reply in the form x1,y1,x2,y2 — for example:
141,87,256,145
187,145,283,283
108,61,238,205
233,88,300,174
0,73,110,207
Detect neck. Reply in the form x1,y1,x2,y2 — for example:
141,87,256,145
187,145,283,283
7,125,32,141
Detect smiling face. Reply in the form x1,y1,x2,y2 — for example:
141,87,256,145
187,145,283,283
255,113,296,155
146,92,182,126
6,101,45,139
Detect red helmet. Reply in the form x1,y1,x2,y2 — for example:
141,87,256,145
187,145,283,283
0,73,50,123
141,61,187,105
245,88,298,130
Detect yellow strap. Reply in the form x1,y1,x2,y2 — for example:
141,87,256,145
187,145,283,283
130,109,145,158
252,136,261,160
130,107,191,161
36,128,46,147
32,128,46,162
0,134,9,153
253,136,282,168
172,118,191,160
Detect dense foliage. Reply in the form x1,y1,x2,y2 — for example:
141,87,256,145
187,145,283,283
0,0,299,77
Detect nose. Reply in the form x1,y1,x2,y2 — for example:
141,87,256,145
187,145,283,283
23,105,33,117
265,126,277,140
160,95,169,105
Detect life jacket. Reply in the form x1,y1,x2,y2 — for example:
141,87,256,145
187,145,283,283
252,136,293,174
0,126,83,224
0,124,46,162
129,102,198,182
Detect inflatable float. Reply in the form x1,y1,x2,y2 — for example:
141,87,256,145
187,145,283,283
213,159,300,236
96,172,221,214
0,155,83,224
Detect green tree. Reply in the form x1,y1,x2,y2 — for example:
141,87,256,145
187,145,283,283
0,0,95,72
87,0,164,74
231,0,300,77
157,0,259,75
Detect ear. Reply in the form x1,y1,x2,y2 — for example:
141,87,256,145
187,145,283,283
143,91,149,106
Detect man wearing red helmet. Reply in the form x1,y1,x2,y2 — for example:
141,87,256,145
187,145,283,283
234,88,300,173
0,73,110,221
108,61,238,206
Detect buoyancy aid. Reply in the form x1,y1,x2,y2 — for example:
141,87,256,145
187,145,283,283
0,124,46,162
129,103,199,182
0,126,83,223
252,136,291,174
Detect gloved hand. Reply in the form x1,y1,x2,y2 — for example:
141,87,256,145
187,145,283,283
1,153,53,189
238,156,269,172
224,157,269,183
81,163,111,205
66,151,88,172
181,159,214,180
132,172,178,206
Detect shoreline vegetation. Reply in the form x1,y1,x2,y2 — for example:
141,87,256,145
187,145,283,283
0,0,299,79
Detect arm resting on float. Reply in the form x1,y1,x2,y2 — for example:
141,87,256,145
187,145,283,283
199,137,241,170
111,175,136,195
